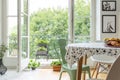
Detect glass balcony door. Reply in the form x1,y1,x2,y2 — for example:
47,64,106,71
17,0,29,71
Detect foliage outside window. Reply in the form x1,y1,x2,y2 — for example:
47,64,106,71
29,0,90,58
37,47,47,51
30,8,68,59
8,0,90,59
9,32,17,56
74,0,90,42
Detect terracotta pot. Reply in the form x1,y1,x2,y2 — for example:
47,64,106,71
53,65,61,71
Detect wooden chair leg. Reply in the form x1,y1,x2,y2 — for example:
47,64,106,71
92,62,98,78
82,55,87,80
108,64,111,69
82,72,86,80
95,63,100,78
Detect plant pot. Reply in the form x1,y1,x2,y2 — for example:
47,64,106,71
0,59,7,75
32,67,36,70
53,65,61,71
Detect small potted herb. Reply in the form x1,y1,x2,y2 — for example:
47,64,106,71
50,60,61,71
28,59,40,70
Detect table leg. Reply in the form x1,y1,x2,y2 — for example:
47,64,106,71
76,56,83,80
82,55,87,80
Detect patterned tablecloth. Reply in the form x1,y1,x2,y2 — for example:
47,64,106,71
65,43,120,67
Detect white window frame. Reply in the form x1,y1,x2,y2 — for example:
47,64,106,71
68,0,96,43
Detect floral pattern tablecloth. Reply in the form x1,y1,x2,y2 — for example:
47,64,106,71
65,43,120,67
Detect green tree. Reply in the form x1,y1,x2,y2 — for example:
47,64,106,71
74,0,90,42
30,8,68,58
29,0,90,58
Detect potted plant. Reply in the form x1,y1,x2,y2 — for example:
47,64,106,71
0,44,8,75
0,44,8,59
50,60,61,71
28,59,40,70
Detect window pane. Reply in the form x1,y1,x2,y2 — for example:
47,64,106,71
74,0,91,42
21,0,28,14
29,0,68,59
8,0,17,16
22,37,28,58
21,17,28,36
8,17,17,35
8,17,17,56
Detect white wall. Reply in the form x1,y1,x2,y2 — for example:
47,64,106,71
0,0,2,42
89,0,120,67
96,0,120,41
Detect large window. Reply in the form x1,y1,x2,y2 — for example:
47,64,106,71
7,0,18,57
74,0,91,42
7,0,29,59
29,0,68,59
6,0,92,58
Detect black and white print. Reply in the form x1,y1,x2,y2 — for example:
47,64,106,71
102,1,116,11
102,15,116,33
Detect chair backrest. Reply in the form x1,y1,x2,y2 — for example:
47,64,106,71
54,39,67,64
38,43,48,48
106,55,120,80
38,43,48,53
58,39,67,64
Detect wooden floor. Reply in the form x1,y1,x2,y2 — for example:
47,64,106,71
0,69,107,80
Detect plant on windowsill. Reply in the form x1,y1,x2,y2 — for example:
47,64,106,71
28,59,40,70
50,60,61,71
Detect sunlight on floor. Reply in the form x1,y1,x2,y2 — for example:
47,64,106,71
0,69,70,80
0,68,107,80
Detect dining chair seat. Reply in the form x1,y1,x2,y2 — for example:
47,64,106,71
91,55,115,64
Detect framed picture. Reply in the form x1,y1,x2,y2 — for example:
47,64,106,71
102,15,116,33
102,1,116,11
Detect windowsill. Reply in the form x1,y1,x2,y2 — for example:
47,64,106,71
6,56,17,58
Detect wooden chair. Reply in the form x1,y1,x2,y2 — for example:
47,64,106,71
90,54,116,78
88,55,120,80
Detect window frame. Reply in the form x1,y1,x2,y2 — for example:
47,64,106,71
68,0,96,43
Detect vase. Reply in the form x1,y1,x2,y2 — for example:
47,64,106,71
0,59,7,75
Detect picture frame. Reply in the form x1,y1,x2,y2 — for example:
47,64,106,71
102,1,116,11
102,15,116,33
